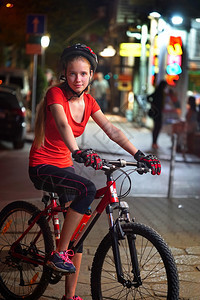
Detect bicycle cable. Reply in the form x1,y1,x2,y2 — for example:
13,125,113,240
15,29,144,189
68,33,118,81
113,168,137,200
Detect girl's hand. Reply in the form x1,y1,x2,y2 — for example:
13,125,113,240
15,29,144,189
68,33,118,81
134,150,161,175
72,149,103,170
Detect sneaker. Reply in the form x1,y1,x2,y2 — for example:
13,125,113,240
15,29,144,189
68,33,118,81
47,250,76,274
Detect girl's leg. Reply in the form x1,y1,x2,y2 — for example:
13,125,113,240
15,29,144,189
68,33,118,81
152,116,162,146
65,253,82,299
58,207,83,252
29,164,96,276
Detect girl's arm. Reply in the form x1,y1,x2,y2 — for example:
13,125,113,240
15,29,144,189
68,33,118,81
92,110,138,156
50,103,79,152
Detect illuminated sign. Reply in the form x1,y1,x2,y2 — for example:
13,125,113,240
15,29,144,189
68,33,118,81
151,35,159,86
120,43,149,57
118,74,133,91
166,36,183,86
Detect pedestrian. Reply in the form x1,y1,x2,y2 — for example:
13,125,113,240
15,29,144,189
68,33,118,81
147,80,168,149
91,71,110,112
166,88,181,118
28,43,161,300
185,96,198,153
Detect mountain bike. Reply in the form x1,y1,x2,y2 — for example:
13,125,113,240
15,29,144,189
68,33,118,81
0,159,179,299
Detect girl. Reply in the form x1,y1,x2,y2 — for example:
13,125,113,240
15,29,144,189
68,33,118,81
29,44,161,300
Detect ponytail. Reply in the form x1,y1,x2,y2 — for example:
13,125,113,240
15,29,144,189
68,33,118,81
33,97,46,149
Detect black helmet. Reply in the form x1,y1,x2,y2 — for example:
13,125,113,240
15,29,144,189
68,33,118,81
60,44,98,72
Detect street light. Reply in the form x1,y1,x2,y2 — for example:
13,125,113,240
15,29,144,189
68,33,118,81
171,15,183,25
149,11,161,19
100,45,116,57
41,35,50,70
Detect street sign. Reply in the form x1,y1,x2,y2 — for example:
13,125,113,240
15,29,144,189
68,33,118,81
26,44,42,55
26,35,42,55
27,14,46,35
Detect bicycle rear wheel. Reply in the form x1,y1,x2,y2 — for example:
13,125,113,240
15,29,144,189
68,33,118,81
0,201,54,300
91,222,179,299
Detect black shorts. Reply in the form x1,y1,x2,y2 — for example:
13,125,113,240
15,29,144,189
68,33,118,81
29,164,96,253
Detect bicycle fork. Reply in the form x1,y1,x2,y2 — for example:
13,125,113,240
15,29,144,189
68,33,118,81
107,203,142,288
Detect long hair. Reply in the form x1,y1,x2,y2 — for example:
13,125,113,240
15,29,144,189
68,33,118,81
33,96,47,149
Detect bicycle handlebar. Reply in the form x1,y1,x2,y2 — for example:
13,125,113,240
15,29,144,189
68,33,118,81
102,159,150,173
102,159,136,167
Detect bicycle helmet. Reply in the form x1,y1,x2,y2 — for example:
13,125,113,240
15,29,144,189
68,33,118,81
60,43,98,72
60,44,98,98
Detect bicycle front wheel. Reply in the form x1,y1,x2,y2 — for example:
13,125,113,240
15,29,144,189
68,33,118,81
0,201,54,300
91,222,179,299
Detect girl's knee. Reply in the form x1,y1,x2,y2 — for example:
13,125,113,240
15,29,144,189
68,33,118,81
87,181,96,197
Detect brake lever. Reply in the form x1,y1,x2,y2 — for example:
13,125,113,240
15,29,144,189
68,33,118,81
136,161,150,174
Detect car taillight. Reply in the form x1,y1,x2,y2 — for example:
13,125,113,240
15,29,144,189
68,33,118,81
11,107,26,117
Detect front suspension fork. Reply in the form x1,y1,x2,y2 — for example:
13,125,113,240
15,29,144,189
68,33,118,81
108,209,142,287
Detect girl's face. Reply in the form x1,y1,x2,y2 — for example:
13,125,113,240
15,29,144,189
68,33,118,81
66,57,93,95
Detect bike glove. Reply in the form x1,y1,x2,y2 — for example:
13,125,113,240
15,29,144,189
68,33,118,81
72,149,103,170
134,150,161,175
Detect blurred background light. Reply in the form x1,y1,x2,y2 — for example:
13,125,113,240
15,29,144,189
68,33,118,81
149,11,161,18
99,45,116,57
6,3,14,8
171,15,183,25
126,31,141,39
41,35,50,48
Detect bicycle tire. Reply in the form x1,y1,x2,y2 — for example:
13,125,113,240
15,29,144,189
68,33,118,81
91,222,179,299
0,201,54,300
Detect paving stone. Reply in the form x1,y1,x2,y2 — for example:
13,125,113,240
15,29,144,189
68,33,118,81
175,255,200,265
171,247,186,255
185,246,200,255
179,280,200,299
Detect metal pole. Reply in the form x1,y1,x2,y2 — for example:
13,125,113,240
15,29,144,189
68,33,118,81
140,24,148,95
31,54,38,131
41,47,45,70
168,133,177,199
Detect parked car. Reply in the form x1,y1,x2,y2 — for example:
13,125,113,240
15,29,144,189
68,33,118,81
0,68,30,99
0,85,26,149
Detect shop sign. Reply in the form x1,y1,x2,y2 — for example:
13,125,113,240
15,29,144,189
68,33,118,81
120,43,149,57
166,36,183,86
151,35,159,86
117,74,133,91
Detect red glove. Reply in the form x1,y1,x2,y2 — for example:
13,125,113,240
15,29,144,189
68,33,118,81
72,149,103,170
134,150,161,175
